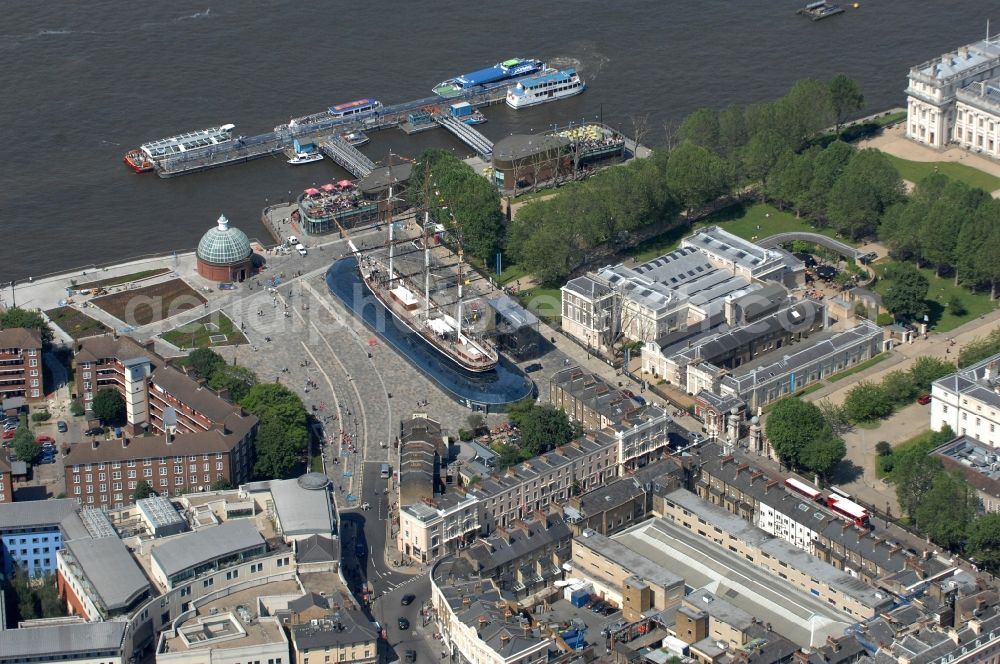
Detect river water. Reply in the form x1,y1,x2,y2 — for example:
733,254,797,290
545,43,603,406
0,0,991,280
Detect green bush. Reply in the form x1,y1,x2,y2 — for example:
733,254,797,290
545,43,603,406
69,399,85,417
458,429,473,442
876,313,894,326
948,295,967,317
31,411,51,422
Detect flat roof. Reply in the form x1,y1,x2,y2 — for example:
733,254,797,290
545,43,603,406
265,475,335,537
64,536,150,612
613,515,854,647
0,621,126,658
151,520,264,578
575,528,684,590
0,498,88,539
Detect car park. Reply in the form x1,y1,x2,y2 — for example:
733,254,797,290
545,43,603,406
36,435,55,445
524,363,543,373
57,421,68,433
398,617,410,630
401,594,415,606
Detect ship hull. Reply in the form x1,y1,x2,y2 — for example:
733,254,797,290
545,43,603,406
359,269,498,373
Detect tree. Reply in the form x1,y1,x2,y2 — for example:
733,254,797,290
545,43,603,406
241,383,309,480
208,365,258,403
881,263,929,321
212,478,234,491
764,398,829,470
875,441,892,457
826,149,904,239
187,348,226,380
802,140,855,216
678,108,720,152
798,431,846,482
968,513,1000,573
959,328,1000,368
880,370,917,406
829,74,865,132
13,426,39,465
666,142,729,212
91,388,125,425
741,131,788,196
508,402,580,457
879,201,925,262
914,471,979,550
817,400,852,435
768,149,814,215
909,356,955,393
133,480,154,500
778,78,835,146
948,295,967,317
895,454,942,518
0,307,53,347
843,381,893,422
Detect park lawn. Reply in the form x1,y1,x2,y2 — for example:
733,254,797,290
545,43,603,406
872,259,999,333
44,306,110,340
498,263,529,285
161,312,247,349
514,286,562,325
76,268,171,290
825,353,889,382
92,278,207,326
882,153,1000,193
872,111,907,128
628,203,853,263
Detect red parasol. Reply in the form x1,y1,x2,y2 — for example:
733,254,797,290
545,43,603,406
304,187,320,196
320,183,336,192
337,179,354,189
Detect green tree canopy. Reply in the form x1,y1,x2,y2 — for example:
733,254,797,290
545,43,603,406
133,479,154,500
666,142,729,211
880,370,917,406
958,328,1000,368
508,402,581,458
240,383,309,480
679,108,720,152
914,471,979,550
909,356,955,393
13,426,39,465
968,513,1000,573
91,388,125,425
0,307,53,347
843,381,893,422
895,453,942,518
826,149,904,239
765,398,845,477
208,365,258,403
187,348,226,380
829,74,865,131
881,263,929,321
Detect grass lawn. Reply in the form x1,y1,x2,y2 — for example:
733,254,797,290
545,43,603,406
627,203,854,263
498,263,529,285
826,353,889,382
92,278,207,327
76,268,171,291
44,306,110,340
871,259,999,333
310,451,324,473
872,111,907,128
882,154,1000,192
161,312,247,349
514,286,562,325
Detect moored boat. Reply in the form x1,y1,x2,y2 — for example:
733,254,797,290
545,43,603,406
341,130,370,147
433,57,545,97
288,152,324,165
506,68,586,109
123,149,153,173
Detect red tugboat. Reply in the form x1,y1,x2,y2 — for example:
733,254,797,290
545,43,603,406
122,149,153,173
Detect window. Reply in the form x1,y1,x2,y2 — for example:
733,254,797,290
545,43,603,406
203,578,214,588
160,478,168,487
216,461,224,470
144,468,153,478
175,477,184,486
98,472,106,481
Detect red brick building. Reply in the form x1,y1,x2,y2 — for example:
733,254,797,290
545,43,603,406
0,327,44,402
68,335,258,508
0,450,12,503
195,214,255,282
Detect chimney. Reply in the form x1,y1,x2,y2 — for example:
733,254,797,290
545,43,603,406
764,479,779,494
719,454,735,466
122,437,130,449
735,463,749,479
91,439,99,450
500,631,511,646
749,471,763,486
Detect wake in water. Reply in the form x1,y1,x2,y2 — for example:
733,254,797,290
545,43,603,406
174,8,211,21
548,45,610,82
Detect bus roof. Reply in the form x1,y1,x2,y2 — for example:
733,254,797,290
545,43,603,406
330,98,378,112
785,477,821,497
829,495,867,518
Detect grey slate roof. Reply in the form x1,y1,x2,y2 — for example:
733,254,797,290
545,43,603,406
463,514,571,574
0,621,126,659
151,520,264,578
0,498,88,539
291,610,379,650
64,536,150,612
573,477,646,517
296,534,338,563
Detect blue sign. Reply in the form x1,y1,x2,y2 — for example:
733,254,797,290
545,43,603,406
789,372,796,392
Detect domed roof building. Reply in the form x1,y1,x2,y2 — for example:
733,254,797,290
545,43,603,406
196,214,255,282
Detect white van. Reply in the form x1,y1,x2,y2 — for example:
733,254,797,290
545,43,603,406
380,463,391,479
296,243,307,256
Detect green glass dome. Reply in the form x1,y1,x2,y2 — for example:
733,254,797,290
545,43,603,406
197,215,252,265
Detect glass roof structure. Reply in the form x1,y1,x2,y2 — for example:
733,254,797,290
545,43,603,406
196,215,252,265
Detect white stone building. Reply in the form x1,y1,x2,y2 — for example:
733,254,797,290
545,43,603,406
931,353,1000,447
906,36,1000,149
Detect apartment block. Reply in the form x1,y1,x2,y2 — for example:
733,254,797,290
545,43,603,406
0,327,44,401
0,498,88,577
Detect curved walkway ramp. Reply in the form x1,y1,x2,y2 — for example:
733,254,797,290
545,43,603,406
757,232,862,260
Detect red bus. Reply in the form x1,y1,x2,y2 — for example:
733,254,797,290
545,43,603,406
826,494,871,529
784,477,823,502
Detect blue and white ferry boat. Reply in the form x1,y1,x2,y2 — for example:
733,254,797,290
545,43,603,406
433,58,544,97
506,68,586,109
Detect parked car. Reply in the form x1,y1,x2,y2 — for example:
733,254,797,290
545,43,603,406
36,435,55,445
917,393,931,405
401,594,415,606
2,430,14,440
296,243,307,256
632,395,647,406
85,426,104,436
622,389,635,398
405,650,417,663
218,282,236,290
287,235,299,245
398,617,410,630
524,363,543,373
57,421,68,433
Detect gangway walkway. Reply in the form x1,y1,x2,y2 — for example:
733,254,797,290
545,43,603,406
317,135,376,178
435,115,494,158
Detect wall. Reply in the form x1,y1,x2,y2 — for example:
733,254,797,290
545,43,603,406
0,527,62,577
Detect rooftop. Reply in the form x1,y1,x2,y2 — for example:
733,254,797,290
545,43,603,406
63,535,150,613
463,513,571,575
0,498,88,539
933,351,1000,410
934,435,1000,501
136,495,186,530
196,214,253,266
0,621,126,659
493,133,571,161
575,528,684,590
150,520,265,579
911,36,1000,84
253,474,335,538
291,611,378,650
681,226,786,275
567,477,646,519
0,327,42,350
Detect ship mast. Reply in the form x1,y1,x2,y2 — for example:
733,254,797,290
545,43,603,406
456,248,465,344
424,211,431,320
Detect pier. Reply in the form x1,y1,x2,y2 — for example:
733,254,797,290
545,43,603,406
150,84,508,178
435,115,495,158
317,136,376,178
